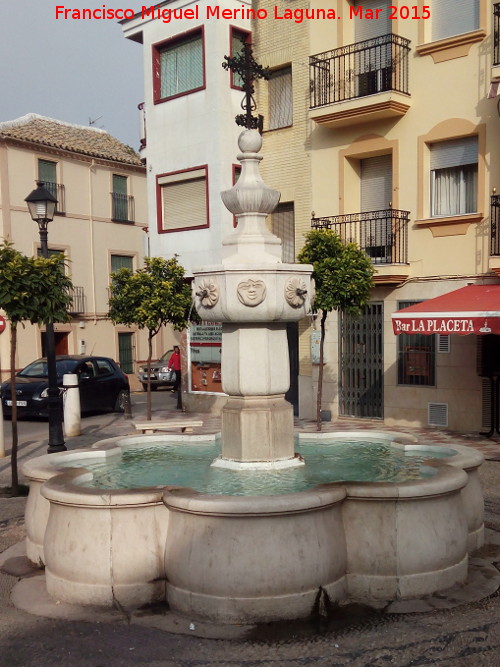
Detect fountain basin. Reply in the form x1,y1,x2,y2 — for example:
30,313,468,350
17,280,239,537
21,432,484,621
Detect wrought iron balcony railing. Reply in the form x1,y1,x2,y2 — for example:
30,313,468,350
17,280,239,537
69,286,85,315
111,193,135,223
310,34,410,108
490,195,500,255
494,4,500,66
44,182,65,215
311,208,409,264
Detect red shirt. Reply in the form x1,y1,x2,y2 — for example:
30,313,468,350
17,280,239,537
168,351,181,371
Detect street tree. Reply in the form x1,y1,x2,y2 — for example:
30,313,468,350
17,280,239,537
108,256,194,421
0,241,73,494
298,229,375,431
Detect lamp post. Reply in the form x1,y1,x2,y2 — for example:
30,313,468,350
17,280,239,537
25,182,66,454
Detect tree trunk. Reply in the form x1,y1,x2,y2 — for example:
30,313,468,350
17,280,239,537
9,324,19,495
146,332,153,421
316,310,327,432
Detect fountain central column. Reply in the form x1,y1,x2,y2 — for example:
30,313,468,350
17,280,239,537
193,130,313,466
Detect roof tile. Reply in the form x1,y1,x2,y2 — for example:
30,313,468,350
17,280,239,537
0,114,143,166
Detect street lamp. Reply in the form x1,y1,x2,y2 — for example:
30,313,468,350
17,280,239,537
25,182,66,454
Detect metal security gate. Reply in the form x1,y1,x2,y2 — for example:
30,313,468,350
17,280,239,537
339,303,384,418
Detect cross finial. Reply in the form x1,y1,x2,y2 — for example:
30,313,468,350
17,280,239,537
222,38,270,130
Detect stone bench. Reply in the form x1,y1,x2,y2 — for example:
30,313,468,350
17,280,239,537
132,420,204,435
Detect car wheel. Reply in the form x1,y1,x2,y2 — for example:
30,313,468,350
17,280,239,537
114,389,129,413
141,383,148,392
150,385,158,391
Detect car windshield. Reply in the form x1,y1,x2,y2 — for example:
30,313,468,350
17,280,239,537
18,359,78,379
159,350,172,362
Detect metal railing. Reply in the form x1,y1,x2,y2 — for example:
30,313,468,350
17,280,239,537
494,4,500,66
490,195,500,255
68,286,85,314
310,34,410,108
311,208,409,264
111,193,135,223
44,181,65,215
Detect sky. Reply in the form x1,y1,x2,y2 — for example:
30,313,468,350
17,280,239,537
0,1,145,149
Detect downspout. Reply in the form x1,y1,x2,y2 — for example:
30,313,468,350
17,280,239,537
88,160,98,325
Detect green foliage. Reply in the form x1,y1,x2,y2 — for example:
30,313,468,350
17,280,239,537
298,230,374,315
0,241,73,325
108,256,195,335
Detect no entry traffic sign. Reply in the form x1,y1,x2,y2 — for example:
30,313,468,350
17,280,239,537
0,315,6,334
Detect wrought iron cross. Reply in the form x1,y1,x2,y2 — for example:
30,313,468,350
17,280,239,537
222,38,270,130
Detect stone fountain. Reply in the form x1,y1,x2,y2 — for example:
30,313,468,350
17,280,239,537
193,129,312,468
16,79,486,625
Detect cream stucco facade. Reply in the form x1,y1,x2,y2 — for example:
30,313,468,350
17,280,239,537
0,115,173,383
253,0,500,432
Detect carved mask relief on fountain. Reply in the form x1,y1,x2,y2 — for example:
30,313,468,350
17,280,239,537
237,278,267,307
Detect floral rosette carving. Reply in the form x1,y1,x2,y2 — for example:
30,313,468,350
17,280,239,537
195,279,219,308
284,277,308,308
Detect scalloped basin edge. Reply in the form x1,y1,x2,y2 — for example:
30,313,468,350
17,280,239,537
21,431,485,624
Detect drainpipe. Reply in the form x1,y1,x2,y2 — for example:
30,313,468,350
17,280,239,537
88,160,98,325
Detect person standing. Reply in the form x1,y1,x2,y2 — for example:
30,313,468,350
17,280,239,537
168,345,181,393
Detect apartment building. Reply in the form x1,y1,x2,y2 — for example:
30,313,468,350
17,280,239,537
0,114,163,381
253,0,500,432
122,0,252,410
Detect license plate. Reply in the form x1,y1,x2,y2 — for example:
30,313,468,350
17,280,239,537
6,400,27,407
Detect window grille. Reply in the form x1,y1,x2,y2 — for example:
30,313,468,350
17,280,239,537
397,301,436,386
268,67,292,130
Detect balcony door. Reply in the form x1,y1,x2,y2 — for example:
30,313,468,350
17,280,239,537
354,0,392,96
360,155,393,261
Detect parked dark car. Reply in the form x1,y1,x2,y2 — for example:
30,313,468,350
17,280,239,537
137,349,174,391
1,355,130,419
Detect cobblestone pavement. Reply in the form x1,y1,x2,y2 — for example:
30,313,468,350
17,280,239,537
1,401,500,666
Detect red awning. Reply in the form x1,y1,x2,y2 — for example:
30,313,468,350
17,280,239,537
392,285,500,335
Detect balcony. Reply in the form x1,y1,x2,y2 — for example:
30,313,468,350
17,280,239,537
68,286,85,315
309,34,411,128
494,4,500,66
111,193,135,223
311,208,410,285
44,182,65,215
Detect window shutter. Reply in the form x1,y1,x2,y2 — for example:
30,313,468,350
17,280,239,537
271,203,295,263
430,137,478,170
268,67,292,130
360,155,392,212
38,159,57,184
432,0,479,41
160,35,203,98
113,174,127,195
354,0,391,41
231,31,246,87
162,176,207,231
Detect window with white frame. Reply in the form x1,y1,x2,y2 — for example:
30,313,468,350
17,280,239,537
268,67,292,130
155,31,204,101
158,168,208,232
430,136,478,217
432,0,479,41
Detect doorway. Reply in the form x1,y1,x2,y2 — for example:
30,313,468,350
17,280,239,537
41,331,69,357
339,303,384,418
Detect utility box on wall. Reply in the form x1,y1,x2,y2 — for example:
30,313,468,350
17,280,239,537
311,331,326,365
